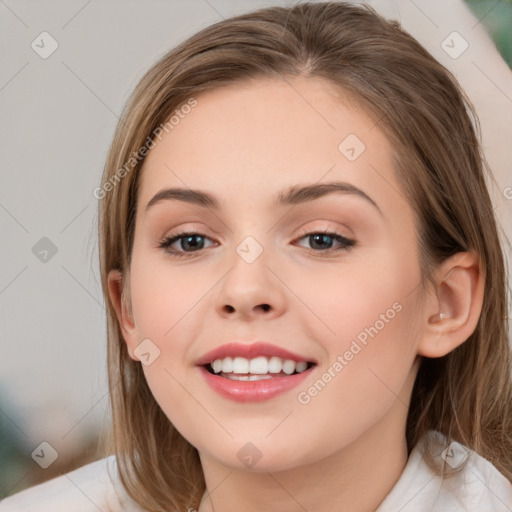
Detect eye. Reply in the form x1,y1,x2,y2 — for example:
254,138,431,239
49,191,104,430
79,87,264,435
157,229,356,258
294,229,356,255
157,231,215,257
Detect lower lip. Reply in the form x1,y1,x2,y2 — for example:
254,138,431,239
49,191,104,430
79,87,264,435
198,365,315,402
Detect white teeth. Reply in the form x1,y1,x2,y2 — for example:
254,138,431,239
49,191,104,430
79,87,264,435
249,356,268,374
268,356,282,373
224,374,274,381
209,356,311,376
282,359,296,375
295,361,307,372
232,357,249,373
221,357,233,373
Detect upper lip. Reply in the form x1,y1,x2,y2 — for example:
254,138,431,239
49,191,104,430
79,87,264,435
195,341,317,366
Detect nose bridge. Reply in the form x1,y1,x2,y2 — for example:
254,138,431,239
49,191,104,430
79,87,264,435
214,229,286,318
228,231,271,292
235,234,266,265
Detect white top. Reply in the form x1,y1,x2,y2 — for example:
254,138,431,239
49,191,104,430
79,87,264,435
1,431,511,511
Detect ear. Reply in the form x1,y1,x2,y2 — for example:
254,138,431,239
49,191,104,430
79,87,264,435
107,269,140,361
418,250,484,358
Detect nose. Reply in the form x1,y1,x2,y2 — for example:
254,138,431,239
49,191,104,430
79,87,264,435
214,242,287,321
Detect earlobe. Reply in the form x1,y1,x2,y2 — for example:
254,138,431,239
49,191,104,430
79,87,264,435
418,250,484,358
107,269,140,361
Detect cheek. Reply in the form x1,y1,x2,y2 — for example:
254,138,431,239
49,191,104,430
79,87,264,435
287,297,419,461
127,251,215,428
129,246,209,344
294,249,421,405
298,247,417,347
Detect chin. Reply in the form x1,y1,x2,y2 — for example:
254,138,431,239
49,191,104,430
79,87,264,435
200,438,322,473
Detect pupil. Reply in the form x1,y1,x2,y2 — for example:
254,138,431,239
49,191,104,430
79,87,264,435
310,234,332,250
182,235,203,251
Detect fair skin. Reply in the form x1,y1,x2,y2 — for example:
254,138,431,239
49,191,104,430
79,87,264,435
108,76,484,512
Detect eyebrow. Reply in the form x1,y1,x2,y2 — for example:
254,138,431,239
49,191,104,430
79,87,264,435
145,181,382,215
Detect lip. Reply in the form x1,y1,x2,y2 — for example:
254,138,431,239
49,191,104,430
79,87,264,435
198,364,316,402
195,341,317,366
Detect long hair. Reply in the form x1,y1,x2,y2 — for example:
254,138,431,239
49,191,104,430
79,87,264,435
97,2,512,510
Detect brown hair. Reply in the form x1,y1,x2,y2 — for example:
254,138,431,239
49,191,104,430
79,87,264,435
97,2,512,510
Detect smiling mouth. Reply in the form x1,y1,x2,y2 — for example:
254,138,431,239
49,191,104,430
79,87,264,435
199,355,317,402
204,356,316,380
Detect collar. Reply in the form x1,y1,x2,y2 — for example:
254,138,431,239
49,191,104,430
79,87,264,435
376,430,512,511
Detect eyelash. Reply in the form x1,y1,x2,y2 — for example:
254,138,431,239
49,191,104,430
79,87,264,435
157,229,356,258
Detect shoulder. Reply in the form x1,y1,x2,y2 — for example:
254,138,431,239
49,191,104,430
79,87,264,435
0,455,145,512
448,438,512,511
377,431,512,512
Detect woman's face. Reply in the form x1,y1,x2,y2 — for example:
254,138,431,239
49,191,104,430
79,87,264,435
118,76,427,471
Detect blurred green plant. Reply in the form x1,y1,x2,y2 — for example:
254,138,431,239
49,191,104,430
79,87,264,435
465,0,512,67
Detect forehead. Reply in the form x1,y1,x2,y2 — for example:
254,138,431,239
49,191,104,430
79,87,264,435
137,76,406,217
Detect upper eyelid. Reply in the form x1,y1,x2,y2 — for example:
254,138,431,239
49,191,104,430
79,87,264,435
164,225,351,239
163,217,353,236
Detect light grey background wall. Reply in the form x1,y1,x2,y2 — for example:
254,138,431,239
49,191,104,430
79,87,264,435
1,0,511,493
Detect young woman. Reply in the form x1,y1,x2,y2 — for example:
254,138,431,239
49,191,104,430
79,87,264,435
2,2,511,511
